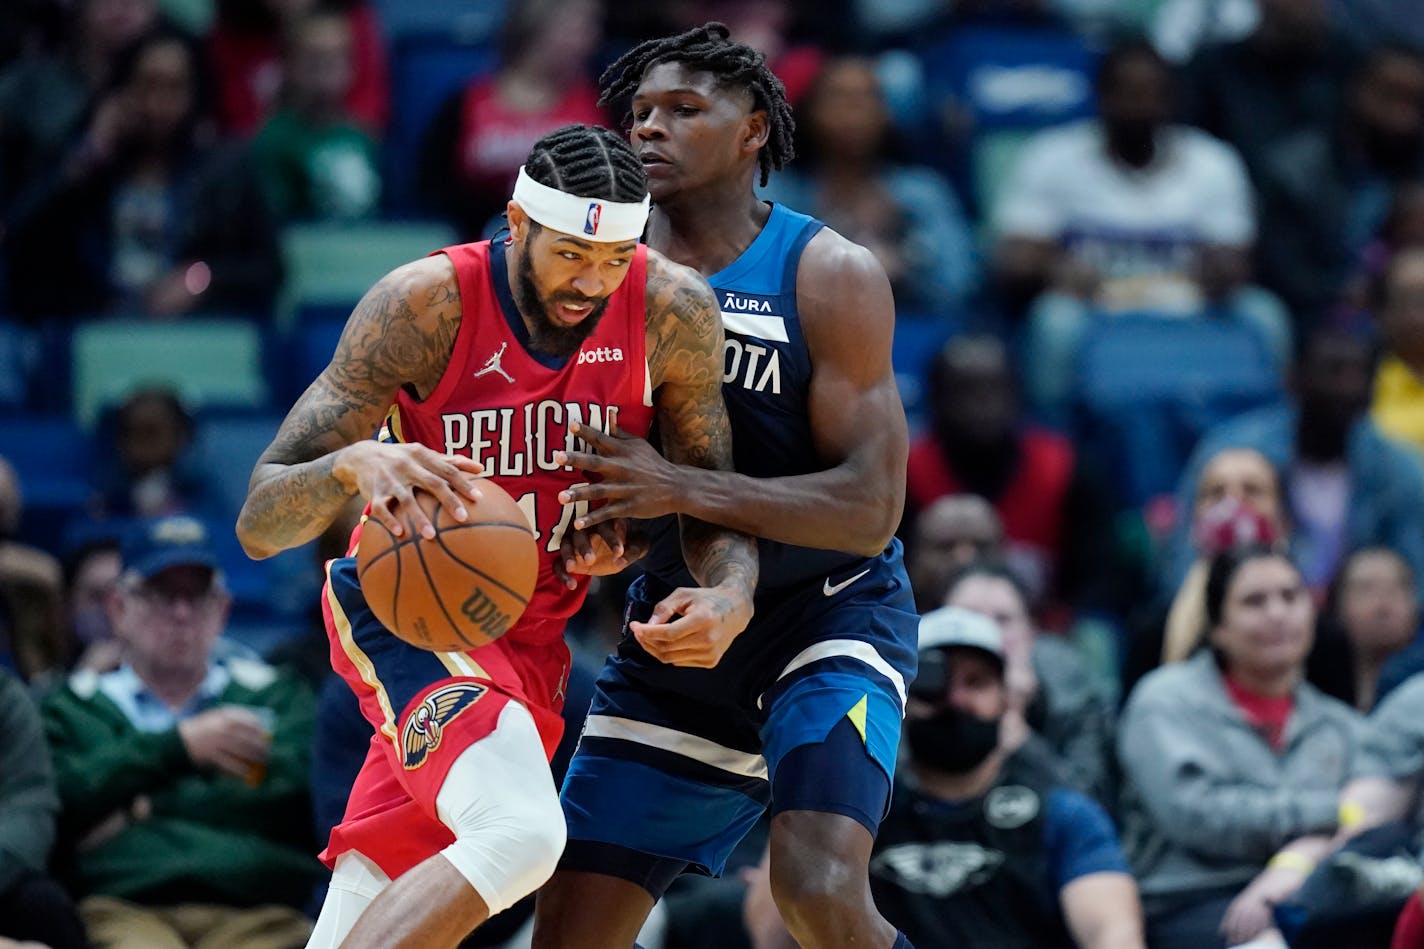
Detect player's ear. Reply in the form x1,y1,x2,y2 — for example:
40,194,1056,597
507,201,528,241
742,111,769,153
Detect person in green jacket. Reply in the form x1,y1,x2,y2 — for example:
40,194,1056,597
41,515,321,949
0,663,86,949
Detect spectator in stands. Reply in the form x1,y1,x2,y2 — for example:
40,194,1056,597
1179,0,1358,199
1252,45,1424,325
1122,447,1287,697
747,606,1146,948
1372,246,1424,453
1168,327,1424,598
992,39,1290,421
0,457,66,686
1311,547,1424,714
42,515,321,948
665,0,823,107
92,387,208,521
61,536,124,677
0,0,159,214
944,562,1115,805
418,0,606,238
3,27,284,320
1118,545,1362,949
250,7,381,221
905,494,1004,612
0,667,87,949
759,55,976,320
907,335,1114,611
209,0,387,137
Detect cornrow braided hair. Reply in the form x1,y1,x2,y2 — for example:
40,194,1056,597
599,22,795,187
524,124,648,203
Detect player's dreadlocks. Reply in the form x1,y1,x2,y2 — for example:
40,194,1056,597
524,124,648,203
599,22,796,187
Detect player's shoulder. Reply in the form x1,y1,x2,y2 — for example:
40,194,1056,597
795,226,893,320
642,246,719,326
347,250,462,334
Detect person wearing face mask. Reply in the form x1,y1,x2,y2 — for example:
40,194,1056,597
868,606,1146,949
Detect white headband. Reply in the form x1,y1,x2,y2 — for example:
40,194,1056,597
511,166,650,243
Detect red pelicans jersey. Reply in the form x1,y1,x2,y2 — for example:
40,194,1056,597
383,239,654,644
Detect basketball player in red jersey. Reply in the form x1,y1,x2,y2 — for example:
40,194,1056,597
236,124,758,949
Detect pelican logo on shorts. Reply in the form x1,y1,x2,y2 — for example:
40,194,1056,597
401,683,487,770
584,202,602,236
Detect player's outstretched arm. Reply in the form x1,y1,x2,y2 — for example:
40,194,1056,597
561,233,906,556
608,255,756,667
237,257,482,559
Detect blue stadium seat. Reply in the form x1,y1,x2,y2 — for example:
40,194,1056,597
0,415,94,554
384,32,498,215
917,24,1097,214
369,0,505,43
1071,314,1284,508
892,314,957,432
0,320,35,409
189,410,323,625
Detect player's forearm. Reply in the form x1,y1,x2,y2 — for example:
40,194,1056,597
679,517,758,598
237,455,353,559
678,464,902,557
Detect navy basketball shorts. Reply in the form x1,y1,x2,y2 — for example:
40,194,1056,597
559,547,918,890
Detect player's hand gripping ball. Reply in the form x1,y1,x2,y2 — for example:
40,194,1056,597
357,479,538,651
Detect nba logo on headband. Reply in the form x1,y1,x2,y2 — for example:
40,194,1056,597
584,203,602,236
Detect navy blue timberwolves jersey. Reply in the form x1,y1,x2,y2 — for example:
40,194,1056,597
642,202,866,590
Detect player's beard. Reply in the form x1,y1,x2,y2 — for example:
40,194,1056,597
514,249,610,359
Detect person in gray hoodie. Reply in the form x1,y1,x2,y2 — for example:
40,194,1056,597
1117,544,1363,949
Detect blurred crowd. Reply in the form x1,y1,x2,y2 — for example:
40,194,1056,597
3,0,1424,948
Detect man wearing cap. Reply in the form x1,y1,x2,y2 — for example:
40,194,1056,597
868,606,1146,949
40,515,320,949
237,124,756,949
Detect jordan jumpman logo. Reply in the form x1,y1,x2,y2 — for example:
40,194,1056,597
473,341,514,383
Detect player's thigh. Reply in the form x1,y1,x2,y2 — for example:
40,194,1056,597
531,870,657,949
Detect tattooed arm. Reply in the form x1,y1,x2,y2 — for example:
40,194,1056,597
563,232,904,556
237,256,483,559
641,253,757,591
586,253,752,668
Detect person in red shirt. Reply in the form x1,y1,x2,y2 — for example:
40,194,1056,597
419,0,607,239
209,0,389,136
236,124,757,949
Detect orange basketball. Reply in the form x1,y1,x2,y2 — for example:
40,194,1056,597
356,479,538,651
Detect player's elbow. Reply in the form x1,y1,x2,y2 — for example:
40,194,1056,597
235,513,280,560
847,489,902,556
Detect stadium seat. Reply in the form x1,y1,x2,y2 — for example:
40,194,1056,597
1071,314,1284,508
384,32,498,215
892,314,958,432
277,220,458,329
0,320,34,409
369,0,504,43
69,317,269,429
918,23,1097,215
190,410,322,631
0,415,94,554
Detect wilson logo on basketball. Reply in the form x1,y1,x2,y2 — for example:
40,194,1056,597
461,588,515,640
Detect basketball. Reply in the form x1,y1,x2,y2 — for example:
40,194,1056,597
356,479,539,651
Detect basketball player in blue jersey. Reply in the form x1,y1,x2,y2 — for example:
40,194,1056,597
532,24,919,949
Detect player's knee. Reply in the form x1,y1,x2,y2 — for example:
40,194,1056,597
769,849,862,927
440,783,565,914
433,703,567,915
